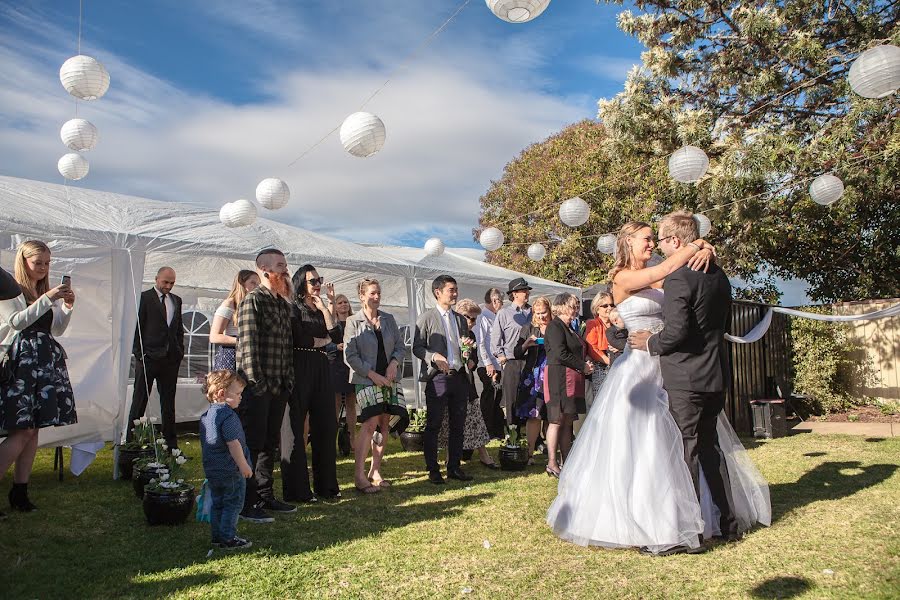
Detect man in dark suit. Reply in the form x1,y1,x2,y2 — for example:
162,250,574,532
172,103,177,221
629,210,739,543
127,266,185,449
413,275,476,485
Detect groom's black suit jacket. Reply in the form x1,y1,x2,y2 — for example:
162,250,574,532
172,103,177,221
648,263,731,392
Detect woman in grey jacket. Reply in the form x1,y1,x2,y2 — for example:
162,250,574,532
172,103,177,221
344,278,406,494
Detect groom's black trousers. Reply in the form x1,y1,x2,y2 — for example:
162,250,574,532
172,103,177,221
667,389,739,538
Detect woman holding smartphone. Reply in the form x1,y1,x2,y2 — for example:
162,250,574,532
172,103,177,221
0,240,76,512
512,296,551,465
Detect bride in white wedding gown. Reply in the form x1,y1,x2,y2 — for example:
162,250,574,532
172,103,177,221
546,224,770,554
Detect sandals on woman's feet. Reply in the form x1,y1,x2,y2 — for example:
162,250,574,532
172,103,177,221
370,478,392,488
355,484,381,494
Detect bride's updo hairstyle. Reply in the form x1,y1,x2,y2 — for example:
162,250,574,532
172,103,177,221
608,221,652,283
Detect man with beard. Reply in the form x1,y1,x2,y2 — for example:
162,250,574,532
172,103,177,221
235,249,297,522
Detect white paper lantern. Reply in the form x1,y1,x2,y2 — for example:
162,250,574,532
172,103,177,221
559,196,590,227
479,227,505,251
60,118,98,151
693,213,712,237
57,153,89,180
809,174,844,206
424,237,445,257
526,243,546,262
59,55,110,101
229,199,258,227
256,178,290,210
486,0,551,23
668,145,710,183
596,233,617,255
848,45,900,99
219,203,238,227
340,112,386,158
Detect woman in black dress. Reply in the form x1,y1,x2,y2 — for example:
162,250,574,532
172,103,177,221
0,241,76,512
329,294,357,450
544,293,594,478
512,295,552,465
281,265,342,501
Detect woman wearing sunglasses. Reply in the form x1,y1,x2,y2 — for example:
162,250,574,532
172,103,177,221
584,291,615,389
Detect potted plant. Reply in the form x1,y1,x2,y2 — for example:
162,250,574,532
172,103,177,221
116,416,157,480
399,408,427,452
142,448,194,525
132,437,171,499
498,425,529,471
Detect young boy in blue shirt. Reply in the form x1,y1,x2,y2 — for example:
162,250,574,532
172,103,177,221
200,369,254,549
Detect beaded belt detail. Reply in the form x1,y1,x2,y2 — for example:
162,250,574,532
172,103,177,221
294,347,327,355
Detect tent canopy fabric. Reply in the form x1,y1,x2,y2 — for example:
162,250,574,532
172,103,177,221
0,176,578,451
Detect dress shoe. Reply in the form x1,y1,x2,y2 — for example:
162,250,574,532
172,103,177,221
428,471,445,485
480,460,500,470
639,544,708,556
447,468,473,482
9,483,36,512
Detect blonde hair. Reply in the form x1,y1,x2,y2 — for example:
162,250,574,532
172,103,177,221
14,240,51,303
333,294,352,319
357,277,380,298
455,298,481,319
226,270,258,326
609,308,624,327
530,296,551,327
202,369,247,403
608,221,652,283
658,210,699,244
590,291,614,317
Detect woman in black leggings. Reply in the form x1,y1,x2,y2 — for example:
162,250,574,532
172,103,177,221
281,264,341,501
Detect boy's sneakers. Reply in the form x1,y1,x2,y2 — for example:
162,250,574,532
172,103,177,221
239,503,275,523
215,536,252,550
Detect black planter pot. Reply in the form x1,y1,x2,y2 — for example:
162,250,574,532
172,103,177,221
499,446,529,471
461,449,474,461
143,486,195,526
132,464,170,499
116,446,155,480
399,431,425,452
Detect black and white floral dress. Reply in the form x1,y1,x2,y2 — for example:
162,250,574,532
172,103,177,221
1,308,76,430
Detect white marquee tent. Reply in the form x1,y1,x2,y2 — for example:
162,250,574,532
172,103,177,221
0,176,579,460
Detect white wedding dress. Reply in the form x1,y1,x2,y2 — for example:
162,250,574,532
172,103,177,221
546,288,771,553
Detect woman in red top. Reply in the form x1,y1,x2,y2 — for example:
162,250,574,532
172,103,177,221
584,291,614,386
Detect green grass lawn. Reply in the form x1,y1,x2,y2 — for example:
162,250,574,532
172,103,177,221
0,433,898,599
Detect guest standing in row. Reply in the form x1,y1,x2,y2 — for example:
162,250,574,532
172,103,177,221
490,278,532,427
474,288,504,439
344,278,407,493
329,293,357,451
512,295,552,465
236,249,296,523
584,291,614,389
413,275,475,484
0,242,76,513
544,293,594,478
127,266,184,450
282,265,341,502
210,270,260,371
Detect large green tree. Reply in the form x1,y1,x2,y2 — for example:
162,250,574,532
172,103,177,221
478,0,900,302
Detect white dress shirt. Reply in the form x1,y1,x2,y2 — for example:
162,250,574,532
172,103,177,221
156,287,174,326
474,306,500,369
436,306,460,370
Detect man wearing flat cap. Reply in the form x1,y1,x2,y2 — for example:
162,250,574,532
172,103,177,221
489,277,532,427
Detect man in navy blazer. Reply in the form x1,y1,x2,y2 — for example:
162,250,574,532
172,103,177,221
127,267,185,449
413,275,476,485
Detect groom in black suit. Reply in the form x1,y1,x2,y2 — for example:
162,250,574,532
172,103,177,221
629,211,739,544
127,266,185,449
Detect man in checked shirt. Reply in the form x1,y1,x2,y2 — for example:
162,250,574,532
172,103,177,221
235,249,297,523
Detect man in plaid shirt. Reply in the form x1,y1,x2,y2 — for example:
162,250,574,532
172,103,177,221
236,249,297,522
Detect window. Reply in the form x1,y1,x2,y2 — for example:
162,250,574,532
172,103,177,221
180,311,211,380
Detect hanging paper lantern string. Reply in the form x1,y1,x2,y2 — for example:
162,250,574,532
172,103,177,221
340,112,386,158
59,55,110,101
486,0,551,23
596,233,617,255
479,227,505,251
219,203,237,228
527,243,546,261
848,44,900,99
668,145,710,183
229,199,258,227
256,178,291,210
693,213,712,237
58,153,90,181
424,237,445,257
559,197,590,227
809,174,844,206
60,118,98,152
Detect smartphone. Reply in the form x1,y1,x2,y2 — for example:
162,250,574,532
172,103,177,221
61,275,72,287
535,337,544,345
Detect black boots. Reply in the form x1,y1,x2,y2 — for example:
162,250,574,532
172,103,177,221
9,482,37,512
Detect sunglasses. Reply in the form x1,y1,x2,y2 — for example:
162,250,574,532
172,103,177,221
306,277,324,286
598,303,615,309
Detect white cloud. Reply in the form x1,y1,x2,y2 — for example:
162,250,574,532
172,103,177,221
574,55,639,82
0,2,587,247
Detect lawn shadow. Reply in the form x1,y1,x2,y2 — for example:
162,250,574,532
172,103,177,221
126,573,222,599
750,576,813,598
802,451,826,457
768,461,898,524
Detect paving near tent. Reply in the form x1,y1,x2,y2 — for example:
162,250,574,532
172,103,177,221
0,434,898,599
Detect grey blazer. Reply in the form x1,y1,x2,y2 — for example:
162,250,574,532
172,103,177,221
343,309,406,386
413,307,470,382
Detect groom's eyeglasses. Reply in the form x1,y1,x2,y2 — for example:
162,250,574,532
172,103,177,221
658,235,676,244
